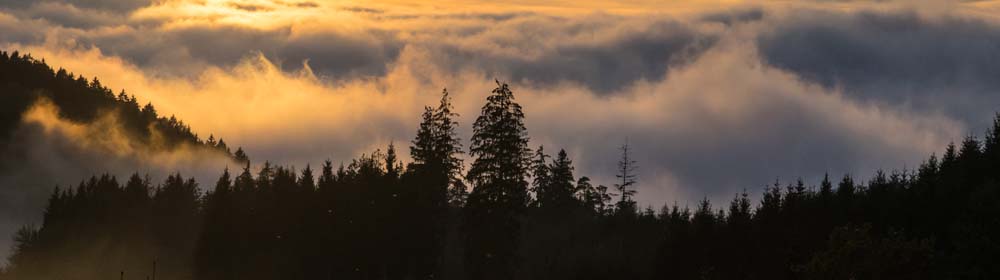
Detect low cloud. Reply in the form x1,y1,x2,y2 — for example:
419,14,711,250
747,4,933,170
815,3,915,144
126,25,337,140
0,98,234,259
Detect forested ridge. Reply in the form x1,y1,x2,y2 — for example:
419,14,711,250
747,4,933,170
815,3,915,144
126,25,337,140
2,51,1000,280
0,50,240,157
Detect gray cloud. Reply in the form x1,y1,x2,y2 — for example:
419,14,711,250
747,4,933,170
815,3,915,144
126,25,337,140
277,29,403,80
758,10,1000,127
520,43,958,207
0,0,154,12
700,7,765,26
417,16,717,93
18,2,125,28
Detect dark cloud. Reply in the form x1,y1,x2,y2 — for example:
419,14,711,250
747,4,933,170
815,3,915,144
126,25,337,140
65,24,289,76
36,23,395,80
341,6,384,14
0,13,45,43
521,23,713,93
229,2,275,12
700,7,765,26
293,1,319,8
0,0,154,12
22,2,125,28
758,10,1000,126
275,0,319,9
274,28,404,79
416,16,717,93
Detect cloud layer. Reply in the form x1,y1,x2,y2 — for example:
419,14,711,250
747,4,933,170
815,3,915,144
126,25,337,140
758,8,1000,126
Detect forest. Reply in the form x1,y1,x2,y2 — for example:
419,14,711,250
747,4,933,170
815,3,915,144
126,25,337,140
1,50,999,279
0,50,239,159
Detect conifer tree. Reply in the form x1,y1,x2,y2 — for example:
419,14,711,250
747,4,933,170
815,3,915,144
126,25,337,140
410,89,466,205
466,81,531,196
529,146,551,207
197,169,234,279
234,147,250,165
299,165,316,190
577,177,612,214
318,160,335,190
386,143,402,180
615,141,638,214
463,81,531,279
536,149,577,211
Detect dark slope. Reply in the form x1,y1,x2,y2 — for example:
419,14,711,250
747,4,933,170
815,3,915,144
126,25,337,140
0,50,247,280
0,50,233,154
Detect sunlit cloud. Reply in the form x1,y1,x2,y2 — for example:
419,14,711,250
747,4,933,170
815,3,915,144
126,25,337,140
0,0,985,202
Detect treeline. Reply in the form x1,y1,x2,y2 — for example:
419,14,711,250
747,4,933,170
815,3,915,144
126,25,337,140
2,62,1000,279
0,50,240,156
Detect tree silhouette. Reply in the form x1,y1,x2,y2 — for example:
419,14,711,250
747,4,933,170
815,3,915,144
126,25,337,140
614,140,638,215
529,146,551,208
463,80,531,280
535,149,577,213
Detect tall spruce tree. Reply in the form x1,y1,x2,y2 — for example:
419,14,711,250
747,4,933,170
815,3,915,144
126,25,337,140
463,81,531,279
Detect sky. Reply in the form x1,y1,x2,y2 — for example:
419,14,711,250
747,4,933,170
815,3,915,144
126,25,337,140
2,0,1000,257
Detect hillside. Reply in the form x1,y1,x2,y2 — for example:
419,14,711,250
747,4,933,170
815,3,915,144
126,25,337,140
0,50,235,155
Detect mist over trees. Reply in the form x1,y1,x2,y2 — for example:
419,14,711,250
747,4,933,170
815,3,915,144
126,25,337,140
2,51,1000,279
0,50,240,157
